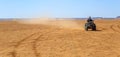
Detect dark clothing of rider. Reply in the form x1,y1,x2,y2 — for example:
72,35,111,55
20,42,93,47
87,17,93,22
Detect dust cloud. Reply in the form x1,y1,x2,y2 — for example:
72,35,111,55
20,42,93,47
18,18,84,30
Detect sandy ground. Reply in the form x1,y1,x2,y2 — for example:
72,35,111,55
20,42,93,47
0,19,120,57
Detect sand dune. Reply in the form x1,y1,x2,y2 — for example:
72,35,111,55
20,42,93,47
0,19,120,57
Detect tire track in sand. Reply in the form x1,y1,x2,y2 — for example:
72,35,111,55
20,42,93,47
10,32,40,57
110,25,120,33
117,25,120,29
11,29,56,57
32,30,58,57
32,34,43,57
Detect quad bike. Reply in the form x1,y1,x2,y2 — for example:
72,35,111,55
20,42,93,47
85,21,96,31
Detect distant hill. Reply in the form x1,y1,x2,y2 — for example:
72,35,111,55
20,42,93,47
116,16,120,18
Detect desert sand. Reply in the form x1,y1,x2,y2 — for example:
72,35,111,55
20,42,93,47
0,19,120,57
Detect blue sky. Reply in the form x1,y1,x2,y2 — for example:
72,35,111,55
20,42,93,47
0,0,120,18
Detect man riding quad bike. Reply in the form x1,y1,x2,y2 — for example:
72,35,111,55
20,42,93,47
85,16,96,31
